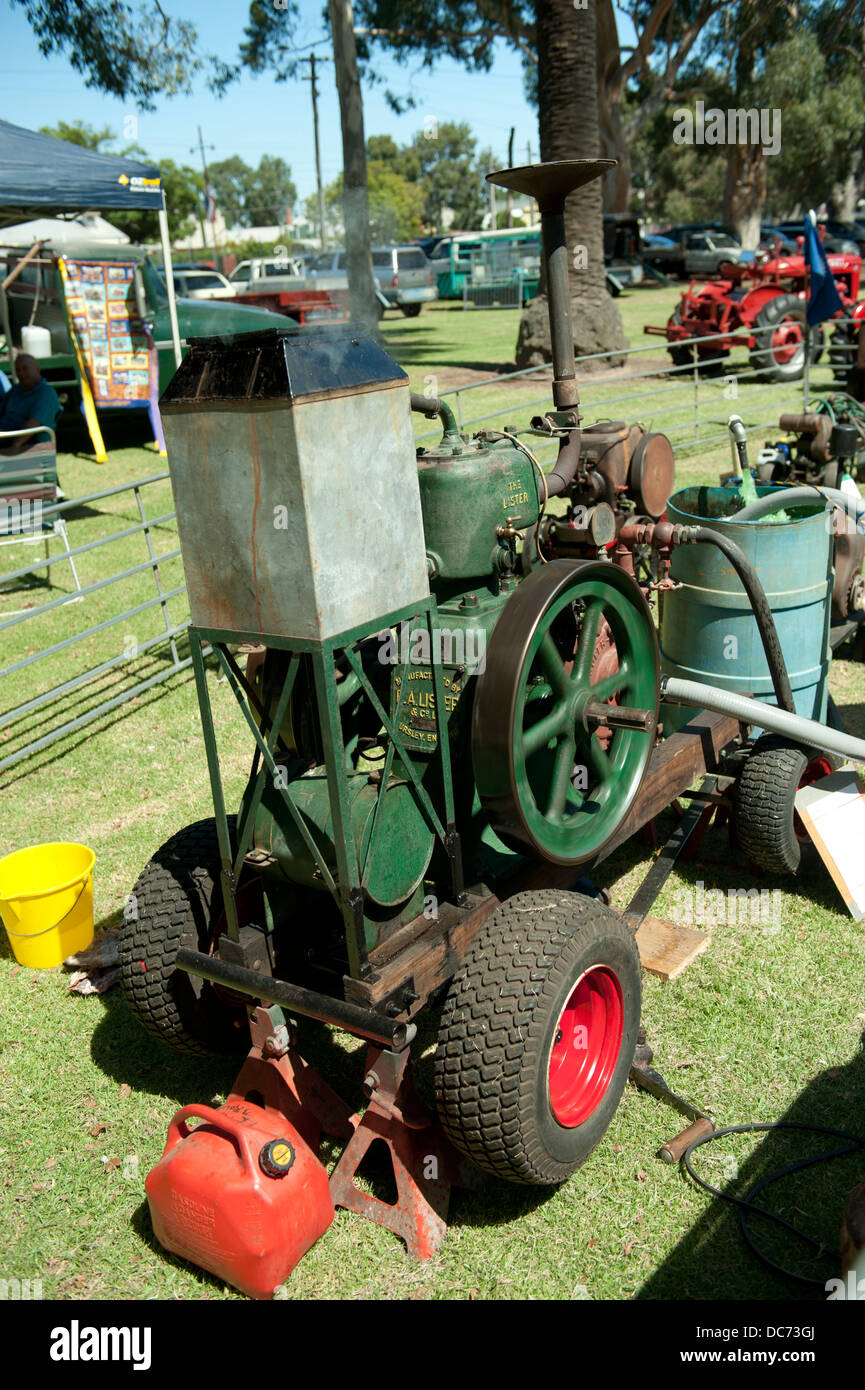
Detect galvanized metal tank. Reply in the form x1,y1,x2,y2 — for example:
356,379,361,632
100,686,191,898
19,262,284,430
660,485,832,730
159,324,430,644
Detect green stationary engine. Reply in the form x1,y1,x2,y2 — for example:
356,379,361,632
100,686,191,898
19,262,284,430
119,159,672,1226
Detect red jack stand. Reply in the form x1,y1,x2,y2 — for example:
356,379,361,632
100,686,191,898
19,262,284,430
226,1008,476,1262
328,1044,475,1260
226,1006,357,1152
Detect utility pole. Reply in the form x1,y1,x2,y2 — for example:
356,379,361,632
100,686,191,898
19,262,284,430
302,54,329,251
193,126,219,263
506,127,515,228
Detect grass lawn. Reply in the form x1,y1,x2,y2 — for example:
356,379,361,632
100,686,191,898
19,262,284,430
1,288,864,1302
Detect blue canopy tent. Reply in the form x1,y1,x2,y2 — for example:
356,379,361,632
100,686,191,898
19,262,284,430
0,119,181,366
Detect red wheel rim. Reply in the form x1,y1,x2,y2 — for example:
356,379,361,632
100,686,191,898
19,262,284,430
793,755,833,840
770,319,804,366
548,965,624,1127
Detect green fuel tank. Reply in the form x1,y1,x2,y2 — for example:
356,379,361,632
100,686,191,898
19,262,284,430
418,431,541,582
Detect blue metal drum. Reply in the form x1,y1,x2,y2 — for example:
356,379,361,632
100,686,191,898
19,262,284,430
660,485,832,733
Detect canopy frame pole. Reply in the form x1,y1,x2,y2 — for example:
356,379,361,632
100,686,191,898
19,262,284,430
158,199,182,368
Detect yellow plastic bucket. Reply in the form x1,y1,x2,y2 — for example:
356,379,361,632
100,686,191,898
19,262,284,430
0,843,95,969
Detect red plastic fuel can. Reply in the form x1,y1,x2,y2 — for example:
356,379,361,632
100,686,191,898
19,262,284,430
145,1099,334,1299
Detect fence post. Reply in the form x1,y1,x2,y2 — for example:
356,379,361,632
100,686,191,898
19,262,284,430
135,484,180,671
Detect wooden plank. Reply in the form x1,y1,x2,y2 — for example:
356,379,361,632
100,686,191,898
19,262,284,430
598,710,742,862
343,711,740,1011
344,892,501,1011
796,772,865,921
635,915,711,980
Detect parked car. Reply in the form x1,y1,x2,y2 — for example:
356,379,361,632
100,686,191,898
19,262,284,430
306,246,436,316
682,231,753,277
416,236,454,283
811,218,865,256
371,245,438,316
759,226,800,255
640,233,679,273
159,269,236,301
773,221,861,257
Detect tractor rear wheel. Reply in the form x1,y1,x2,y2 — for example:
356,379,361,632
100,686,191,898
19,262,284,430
667,305,694,369
749,294,808,382
433,890,641,1185
734,734,835,874
118,817,250,1056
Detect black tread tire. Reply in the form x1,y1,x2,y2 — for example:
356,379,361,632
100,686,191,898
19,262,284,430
735,734,833,874
749,293,807,382
401,303,422,317
433,889,641,1186
667,305,693,369
118,817,248,1056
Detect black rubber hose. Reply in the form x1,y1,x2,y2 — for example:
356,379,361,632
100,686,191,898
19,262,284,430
681,525,796,714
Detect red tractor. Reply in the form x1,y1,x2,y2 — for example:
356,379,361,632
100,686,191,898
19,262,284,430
644,243,862,382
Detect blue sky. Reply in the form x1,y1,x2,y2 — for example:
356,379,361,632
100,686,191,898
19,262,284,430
3,0,555,208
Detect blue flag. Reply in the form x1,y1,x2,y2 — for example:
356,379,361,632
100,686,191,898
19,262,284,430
804,213,843,325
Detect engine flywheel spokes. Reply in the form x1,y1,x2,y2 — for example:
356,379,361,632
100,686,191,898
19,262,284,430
472,560,659,865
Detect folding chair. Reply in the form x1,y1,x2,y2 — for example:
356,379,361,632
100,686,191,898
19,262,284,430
0,426,81,592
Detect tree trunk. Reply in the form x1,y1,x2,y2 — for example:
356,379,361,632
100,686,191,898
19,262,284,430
516,0,627,368
329,0,379,331
723,144,766,248
831,155,861,222
596,0,630,213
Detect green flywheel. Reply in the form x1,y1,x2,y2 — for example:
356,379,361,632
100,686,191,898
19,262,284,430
471,560,659,865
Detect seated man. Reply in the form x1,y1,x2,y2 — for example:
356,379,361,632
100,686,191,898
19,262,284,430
0,353,62,454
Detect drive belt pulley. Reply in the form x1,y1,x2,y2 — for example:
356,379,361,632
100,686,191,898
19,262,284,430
471,559,659,865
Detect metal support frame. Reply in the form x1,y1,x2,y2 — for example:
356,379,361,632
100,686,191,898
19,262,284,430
186,595,464,987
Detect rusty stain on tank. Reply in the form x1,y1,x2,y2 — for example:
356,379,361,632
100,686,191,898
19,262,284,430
248,413,264,632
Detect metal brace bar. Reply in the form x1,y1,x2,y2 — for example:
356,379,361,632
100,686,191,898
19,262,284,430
623,776,720,930
230,653,299,880
212,644,337,895
190,633,240,942
342,642,446,843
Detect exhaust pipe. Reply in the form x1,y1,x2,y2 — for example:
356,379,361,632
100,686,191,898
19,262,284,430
487,159,615,493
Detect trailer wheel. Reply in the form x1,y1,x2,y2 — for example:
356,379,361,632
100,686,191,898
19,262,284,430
734,734,834,874
118,817,250,1056
434,889,640,1185
749,294,807,381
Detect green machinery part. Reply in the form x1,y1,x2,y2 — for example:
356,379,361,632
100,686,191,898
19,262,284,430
471,560,659,865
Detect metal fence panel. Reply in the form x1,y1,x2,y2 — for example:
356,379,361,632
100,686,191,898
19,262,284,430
1,315,855,774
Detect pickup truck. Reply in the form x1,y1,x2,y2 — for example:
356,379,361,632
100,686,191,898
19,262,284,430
228,256,307,294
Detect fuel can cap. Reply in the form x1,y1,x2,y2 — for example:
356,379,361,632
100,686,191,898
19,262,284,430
259,1138,296,1178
